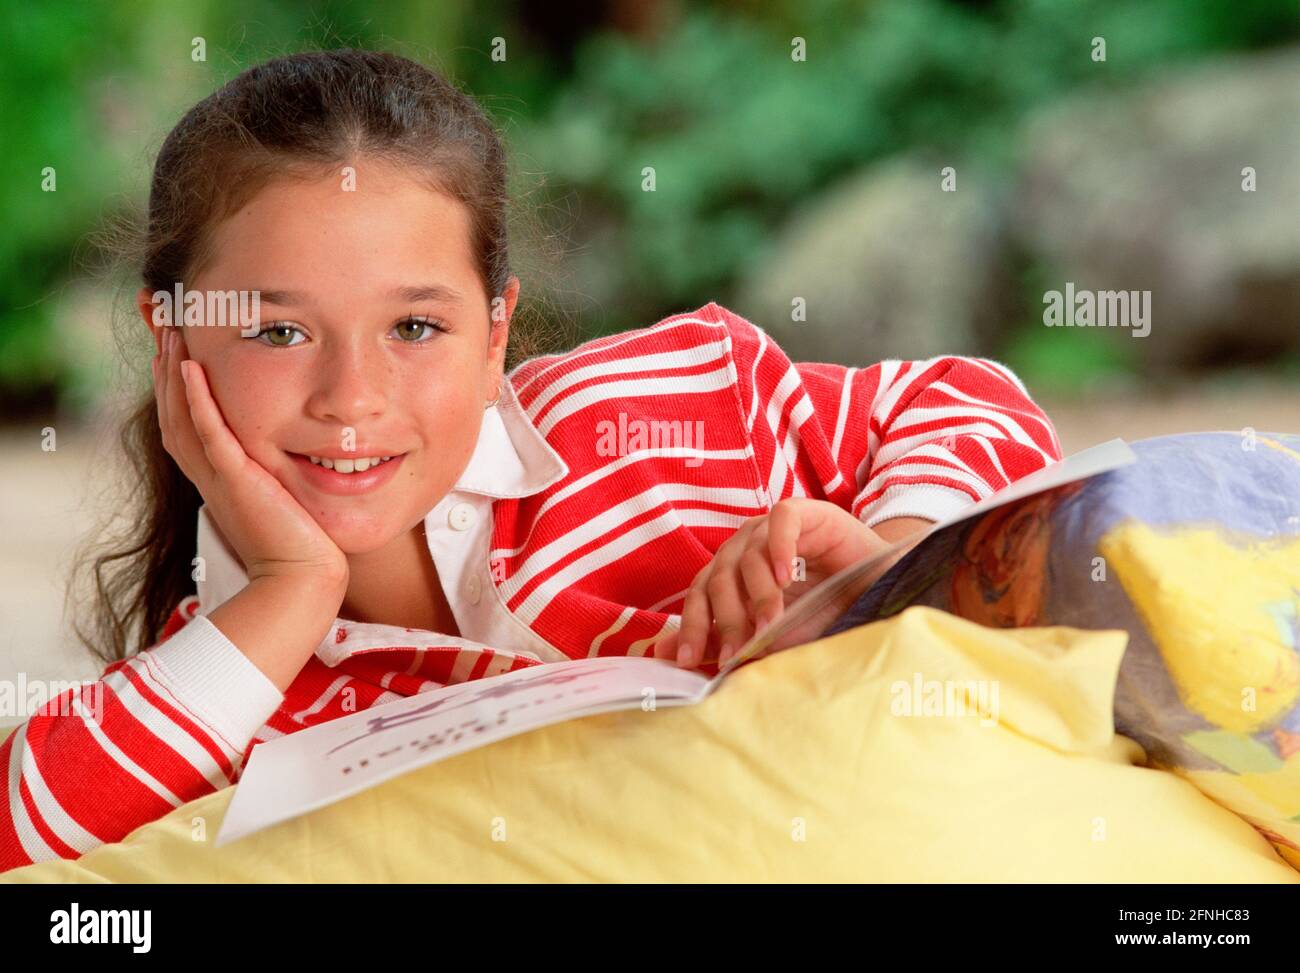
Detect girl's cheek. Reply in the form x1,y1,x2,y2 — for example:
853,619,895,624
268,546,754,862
404,372,476,428
208,378,262,430
200,365,286,459
422,400,482,458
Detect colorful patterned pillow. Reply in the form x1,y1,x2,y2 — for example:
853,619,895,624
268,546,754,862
830,431,1300,868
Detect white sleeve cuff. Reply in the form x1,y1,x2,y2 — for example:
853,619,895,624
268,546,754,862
858,483,982,529
145,614,285,751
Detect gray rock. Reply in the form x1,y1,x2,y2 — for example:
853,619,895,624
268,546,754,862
734,157,1013,365
1013,47,1300,371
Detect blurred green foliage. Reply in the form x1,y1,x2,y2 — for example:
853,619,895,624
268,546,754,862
1,0,1297,417
0,2,134,409
520,0,1299,339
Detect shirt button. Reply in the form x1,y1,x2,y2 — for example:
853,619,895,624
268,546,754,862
447,502,476,531
467,574,482,605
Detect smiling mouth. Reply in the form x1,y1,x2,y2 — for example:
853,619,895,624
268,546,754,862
292,453,403,474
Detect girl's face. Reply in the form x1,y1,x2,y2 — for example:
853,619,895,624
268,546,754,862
139,159,513,555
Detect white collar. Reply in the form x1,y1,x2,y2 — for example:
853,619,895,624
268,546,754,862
194,378,568,620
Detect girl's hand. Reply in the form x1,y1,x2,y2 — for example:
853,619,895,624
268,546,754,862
652,499,927,669
153,327,350,591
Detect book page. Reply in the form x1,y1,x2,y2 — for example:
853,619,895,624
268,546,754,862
707,438,1137,688
217,655,708,847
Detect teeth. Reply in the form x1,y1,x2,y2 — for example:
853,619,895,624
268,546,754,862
306,455,395,474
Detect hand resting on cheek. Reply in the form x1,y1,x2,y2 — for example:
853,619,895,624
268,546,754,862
154,325,349,589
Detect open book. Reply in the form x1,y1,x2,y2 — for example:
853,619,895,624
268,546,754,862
216,438,1136,846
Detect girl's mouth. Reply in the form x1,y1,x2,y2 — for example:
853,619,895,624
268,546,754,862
306,454,396,473
288,451,407,496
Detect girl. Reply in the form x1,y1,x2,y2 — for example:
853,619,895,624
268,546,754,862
0,49,1061,872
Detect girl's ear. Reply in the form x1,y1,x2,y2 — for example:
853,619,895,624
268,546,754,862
136,286,167,356
495,274,520,329
488,275,518,358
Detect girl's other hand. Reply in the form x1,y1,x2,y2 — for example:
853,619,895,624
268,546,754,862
153,326,350,592
652,499,930,669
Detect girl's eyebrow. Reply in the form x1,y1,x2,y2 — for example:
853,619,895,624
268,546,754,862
391,284,464,306
256,284,465,307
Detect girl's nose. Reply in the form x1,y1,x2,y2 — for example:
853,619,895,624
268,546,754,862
305,345,388,424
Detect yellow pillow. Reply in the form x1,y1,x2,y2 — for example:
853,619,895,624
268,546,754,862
4,607,1295,882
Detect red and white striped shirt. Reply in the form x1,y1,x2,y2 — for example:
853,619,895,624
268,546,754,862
0,301,1062,871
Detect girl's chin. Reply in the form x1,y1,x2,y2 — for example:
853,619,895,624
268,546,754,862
312,515,409,556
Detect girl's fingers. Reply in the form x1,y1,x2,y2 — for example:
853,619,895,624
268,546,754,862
652,628,679,662
705,555,749,666
155,329,180,467
675,530,738,668
674,580,712,668
739,544,784,633
161,329,212,486
766,499,802,588
180,357,250,480
671,517,771,669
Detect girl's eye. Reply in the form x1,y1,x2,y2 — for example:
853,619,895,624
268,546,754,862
392,316,448,343
249,323,305,347
243,317,446,347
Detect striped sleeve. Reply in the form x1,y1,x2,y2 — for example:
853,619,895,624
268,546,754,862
0,601,283,873
714,303,1063,527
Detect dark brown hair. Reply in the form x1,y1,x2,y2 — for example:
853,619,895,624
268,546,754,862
74,48,570,665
